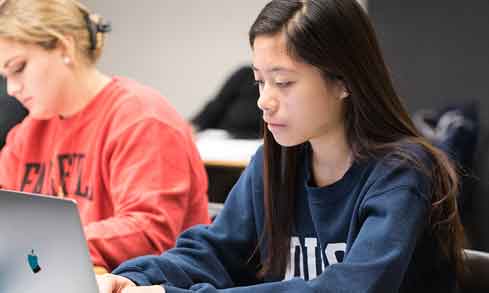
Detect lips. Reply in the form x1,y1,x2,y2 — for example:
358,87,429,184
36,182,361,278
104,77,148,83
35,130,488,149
264,119,286,134
268,123,286,127
263,116,283,125
264,120,286,128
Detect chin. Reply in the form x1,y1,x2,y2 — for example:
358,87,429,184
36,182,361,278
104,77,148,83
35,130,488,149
272,134,305,147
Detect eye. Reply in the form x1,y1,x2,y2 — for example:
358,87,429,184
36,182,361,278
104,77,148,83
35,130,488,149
275,81,294,88
11,62,26,75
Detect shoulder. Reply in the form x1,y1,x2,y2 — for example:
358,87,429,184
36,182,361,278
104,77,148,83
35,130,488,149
101,77,192,139
247,145,265,177
364,142,434,202
104,76,178,120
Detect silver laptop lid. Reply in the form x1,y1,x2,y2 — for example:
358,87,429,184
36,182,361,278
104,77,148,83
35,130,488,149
0,189,99,293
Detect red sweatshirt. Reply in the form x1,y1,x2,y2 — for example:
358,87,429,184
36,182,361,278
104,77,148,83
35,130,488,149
0,77,210,270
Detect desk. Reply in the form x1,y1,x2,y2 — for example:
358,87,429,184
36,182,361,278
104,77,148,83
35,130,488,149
195,130,262,202
195,129,262,168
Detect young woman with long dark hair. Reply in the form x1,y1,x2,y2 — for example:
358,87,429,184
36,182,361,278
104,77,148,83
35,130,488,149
98,0,464,292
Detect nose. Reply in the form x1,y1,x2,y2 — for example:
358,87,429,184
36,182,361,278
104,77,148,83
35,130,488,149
6,78,22,97
257,85,278,115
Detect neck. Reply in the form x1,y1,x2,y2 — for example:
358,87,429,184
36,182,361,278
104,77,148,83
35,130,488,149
309,125,352,187
58,66,111,118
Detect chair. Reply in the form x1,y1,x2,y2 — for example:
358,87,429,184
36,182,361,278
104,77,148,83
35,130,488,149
460,249,489,293
0,77,28,149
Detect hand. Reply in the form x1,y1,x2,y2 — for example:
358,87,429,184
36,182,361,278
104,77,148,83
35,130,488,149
93,265,109,275
97,274,165,293
119,286,165,293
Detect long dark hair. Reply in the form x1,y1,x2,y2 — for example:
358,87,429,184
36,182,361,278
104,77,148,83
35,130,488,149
249,0,465,282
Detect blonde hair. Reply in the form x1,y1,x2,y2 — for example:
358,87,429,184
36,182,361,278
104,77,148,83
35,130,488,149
0,0,109,64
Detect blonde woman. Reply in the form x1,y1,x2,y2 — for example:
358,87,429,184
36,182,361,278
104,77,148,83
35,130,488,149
0,0,210,272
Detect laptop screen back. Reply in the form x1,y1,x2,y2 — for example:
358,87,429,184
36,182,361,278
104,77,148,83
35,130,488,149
0,189,99,293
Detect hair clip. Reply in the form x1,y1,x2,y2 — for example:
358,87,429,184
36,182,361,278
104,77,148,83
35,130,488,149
96,19,112,33
84,14,111,50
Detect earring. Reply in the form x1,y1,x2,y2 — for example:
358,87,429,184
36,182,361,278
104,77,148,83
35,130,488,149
63,56,71,65
340,91,350,100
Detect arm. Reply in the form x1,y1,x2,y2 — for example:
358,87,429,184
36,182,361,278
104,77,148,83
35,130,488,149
192,67,254,130
85,119,209,270
112,152,264,288
109,162,429,292
0,125,22,189
143,187,428,293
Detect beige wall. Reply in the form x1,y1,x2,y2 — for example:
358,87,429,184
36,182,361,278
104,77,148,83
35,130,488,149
85,0,367,119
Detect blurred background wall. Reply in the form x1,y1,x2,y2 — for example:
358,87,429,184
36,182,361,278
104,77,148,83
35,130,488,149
84,0,367,119
85,0,269,119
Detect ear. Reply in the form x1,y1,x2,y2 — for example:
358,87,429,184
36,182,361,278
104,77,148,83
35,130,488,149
55,35,77,66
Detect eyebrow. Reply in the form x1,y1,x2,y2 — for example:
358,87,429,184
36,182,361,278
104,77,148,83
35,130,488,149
252,65,297,74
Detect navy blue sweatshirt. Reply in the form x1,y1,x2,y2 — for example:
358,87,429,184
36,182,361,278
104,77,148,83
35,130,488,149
113,144,455,292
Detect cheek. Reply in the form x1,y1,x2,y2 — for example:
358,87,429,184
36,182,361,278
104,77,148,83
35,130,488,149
295,98,338,136
36,62,67,98
294,95,327,121
28,81,62,118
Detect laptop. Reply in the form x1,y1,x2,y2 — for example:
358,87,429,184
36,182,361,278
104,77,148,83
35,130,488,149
0,189,99,293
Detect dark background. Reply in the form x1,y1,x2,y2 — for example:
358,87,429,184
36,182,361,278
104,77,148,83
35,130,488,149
369,0,489,251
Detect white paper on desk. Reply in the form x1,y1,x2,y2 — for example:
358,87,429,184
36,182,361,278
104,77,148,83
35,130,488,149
195,129,262,164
